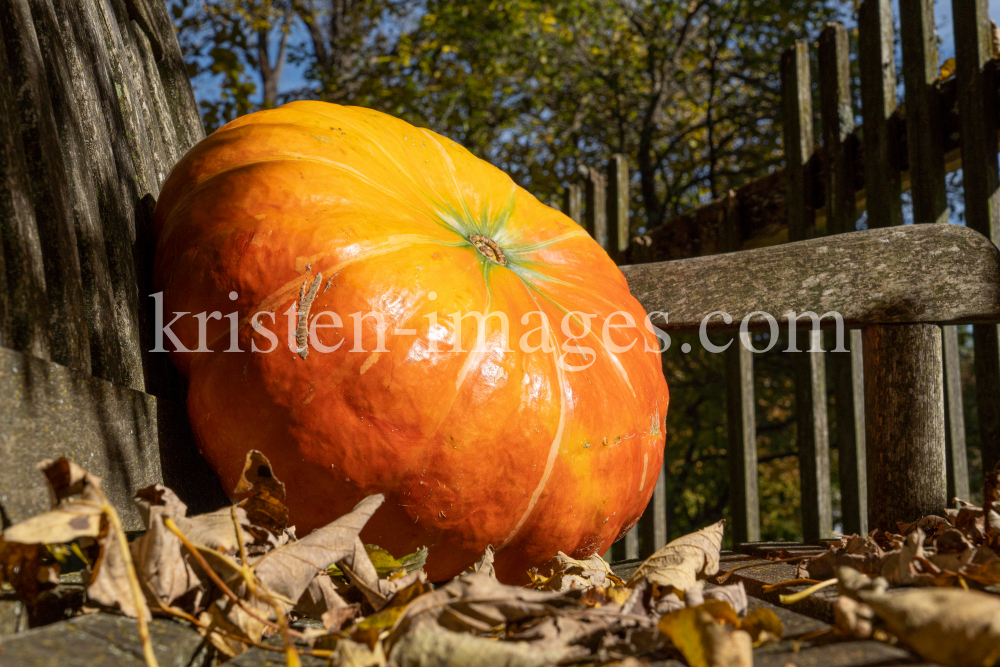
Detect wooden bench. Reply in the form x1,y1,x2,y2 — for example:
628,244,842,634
0,0,227,530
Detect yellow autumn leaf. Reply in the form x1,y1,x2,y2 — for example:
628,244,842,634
658,604,752,667
939,57,956,80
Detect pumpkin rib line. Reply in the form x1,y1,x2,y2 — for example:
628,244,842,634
499,286,567,550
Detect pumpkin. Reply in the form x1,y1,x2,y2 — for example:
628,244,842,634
152,101,669,582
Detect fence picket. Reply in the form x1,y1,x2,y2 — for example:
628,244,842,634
584,168,607,246
901,0,969,502
954,0,1000,481
563,182,583,225
721,192,760,545
782,39,832,542
818,22,867,535
607,154,630,265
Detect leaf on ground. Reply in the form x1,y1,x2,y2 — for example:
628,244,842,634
250,494,385,618
798,533,884,580
388,572,567,642
400,547,429,574
464,545,496,578
657,603,752,667
2,458,149,620
233,450,290,548
740,607,783,646
130,484,204,611
389,626,586,667
626,520,724,591
686,581,748,617
833,594,874,638
838,567,1000,667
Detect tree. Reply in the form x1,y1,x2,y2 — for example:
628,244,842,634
171,0,297,129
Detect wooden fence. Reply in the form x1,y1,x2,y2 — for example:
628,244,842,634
582,0,1000,561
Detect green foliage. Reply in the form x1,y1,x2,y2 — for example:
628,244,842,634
171,0,295,130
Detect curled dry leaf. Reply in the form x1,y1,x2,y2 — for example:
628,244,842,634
2,458,150,621
740,607,783,646
390,626,585,667
626,520,724,591
388,572,568,643
657,603,752,667
464,545,496,578
130,485,203,611
529,551,622,592
838,567,1000,667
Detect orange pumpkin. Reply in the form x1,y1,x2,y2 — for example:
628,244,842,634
152,101,668,581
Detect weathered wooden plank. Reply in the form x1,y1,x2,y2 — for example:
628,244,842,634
942,325,970,501
863,324,947,529
637,463,667,556
900,0,948,226
782,40,817,243
819,22,867,535
620,223,1000,334
901,0,970,503
721,192,759,544
27,0,129,386
563,183,582,225
0,17,51,360
0,345,229,530
726,334,759,543
130,0,204,155
954,0,1000,480
782,39,830,542
606,154,630,265
0,0,91,371
835,329,868,534
859,0,903,229
584,167,607,247
50,0,148,390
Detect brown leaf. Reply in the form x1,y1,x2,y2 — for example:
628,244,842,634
626,520,724,590
833,595,874,638
247,494,385,619
839,567,1000,667
798,533,883,580
658,604,752,667
879,529,931,586
2,459,149,621
390,626,585,667
130,485,204,611
388,572,568,642
530,551,621,592
740,607,783,646
984,460,1000,509
464,545,496,578
233,450,289,544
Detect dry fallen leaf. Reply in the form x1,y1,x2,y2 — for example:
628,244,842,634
626,520,724,590
740,606,783,646
1,458,158,667
388,572,568,642
130,485,203,611
390,626,585,667
529,551,623,592
658,603,752,667
839,567,1000,667
464,545,496,578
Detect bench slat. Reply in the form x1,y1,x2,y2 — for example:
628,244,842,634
621,223,1000,333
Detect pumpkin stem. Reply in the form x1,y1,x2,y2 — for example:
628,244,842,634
470,235,507,266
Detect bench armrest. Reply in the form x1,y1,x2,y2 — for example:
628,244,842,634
621,224,1000,333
